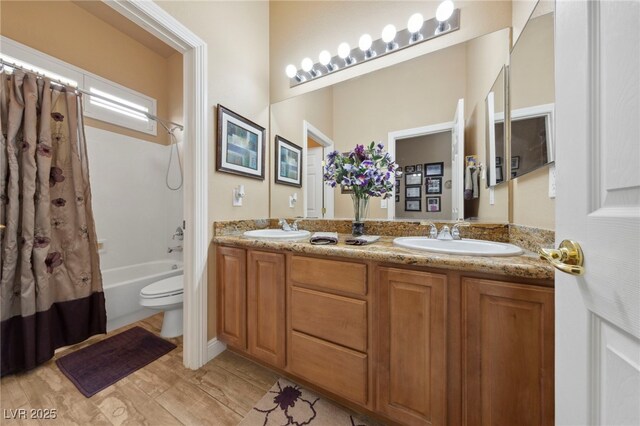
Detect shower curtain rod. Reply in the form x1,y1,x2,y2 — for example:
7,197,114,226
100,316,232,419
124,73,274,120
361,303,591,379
0,58,184,132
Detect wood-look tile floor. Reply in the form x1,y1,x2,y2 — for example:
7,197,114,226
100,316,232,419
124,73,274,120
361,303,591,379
0,314,280,425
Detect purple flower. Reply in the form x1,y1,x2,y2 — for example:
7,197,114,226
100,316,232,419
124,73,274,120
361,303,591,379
45,252,63,273
37,144,52,157
377,142,385,151
51,198,66,207
273,385,302,410
49,167,65,187
354,144,366,161
51,112,64,122
34,236,51,248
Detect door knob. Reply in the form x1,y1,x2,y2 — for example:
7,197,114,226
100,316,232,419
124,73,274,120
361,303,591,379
538,240,585,276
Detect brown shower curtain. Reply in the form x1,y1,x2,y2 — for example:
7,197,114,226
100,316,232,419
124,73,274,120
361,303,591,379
0,70,106,377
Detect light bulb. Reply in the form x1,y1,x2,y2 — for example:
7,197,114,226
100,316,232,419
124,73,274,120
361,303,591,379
436,0,454,22
285,64,297,79
381,24,397,43
319,50,332,66
407,13,424,34
358,34,372,51
301,57,313,72
338,42,351,59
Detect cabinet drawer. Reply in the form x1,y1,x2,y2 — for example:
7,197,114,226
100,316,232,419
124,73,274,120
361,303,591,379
289,331,368,405
291,286,367,352
290,255,367,296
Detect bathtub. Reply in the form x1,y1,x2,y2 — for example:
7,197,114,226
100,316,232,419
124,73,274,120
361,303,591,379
102,260,183,332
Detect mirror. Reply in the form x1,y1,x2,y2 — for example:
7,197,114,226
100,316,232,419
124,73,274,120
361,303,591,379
485,67,506,187
509,0,555,179
270,28,511,221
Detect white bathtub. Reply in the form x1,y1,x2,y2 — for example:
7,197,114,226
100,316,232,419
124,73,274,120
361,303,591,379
102,260,183,332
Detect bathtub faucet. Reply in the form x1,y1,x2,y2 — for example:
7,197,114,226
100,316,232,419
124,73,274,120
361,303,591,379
168,245,183,253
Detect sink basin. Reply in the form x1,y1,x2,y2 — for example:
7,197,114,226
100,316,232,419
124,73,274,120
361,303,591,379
243,229,311,241
393,237,523,256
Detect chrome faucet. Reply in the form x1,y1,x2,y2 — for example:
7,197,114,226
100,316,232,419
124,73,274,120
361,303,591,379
278,219,292,231
420,221,438,239
172,226,184,241
437,225,453,240
451,221,470,240
168,245,183,253
291,219,301,231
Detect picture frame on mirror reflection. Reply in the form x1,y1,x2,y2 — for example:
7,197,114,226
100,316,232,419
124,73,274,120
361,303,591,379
415,164,423,172
405,165,415,173
405,199,421,212
274,135,302,187
496,156,502,166
511,156,520,170
406,186,421,199
395,179,401,192
216,104,265,180
395,195,400,203
426,177,442,194
425,162,444,177
426,196,441,212
405,172,422,186
496,166,503,182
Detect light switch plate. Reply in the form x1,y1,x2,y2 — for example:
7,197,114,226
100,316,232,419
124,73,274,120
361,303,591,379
380,198,388,209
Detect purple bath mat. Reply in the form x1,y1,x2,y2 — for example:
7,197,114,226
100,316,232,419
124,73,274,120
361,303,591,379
56,326,176,397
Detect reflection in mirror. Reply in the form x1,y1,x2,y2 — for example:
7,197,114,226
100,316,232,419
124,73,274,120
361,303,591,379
485,67,506,187
509,0,555,179
270,28,510,221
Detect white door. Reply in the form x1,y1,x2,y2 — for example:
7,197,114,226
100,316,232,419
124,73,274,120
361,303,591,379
451,98,464,220
306,147,323,218
555,1,640,425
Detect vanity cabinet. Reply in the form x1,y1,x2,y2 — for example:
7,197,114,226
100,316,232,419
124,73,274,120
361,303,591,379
216,246,246,349
376,267,447,426
462,277,554,426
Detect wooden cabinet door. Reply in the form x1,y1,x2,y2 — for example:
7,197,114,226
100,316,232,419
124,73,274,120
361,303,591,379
216,246,246,349
462,278,554,426
247,250,286,368
377,267,447,426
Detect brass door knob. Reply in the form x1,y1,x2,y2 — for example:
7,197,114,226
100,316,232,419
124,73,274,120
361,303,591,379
538,240,585,276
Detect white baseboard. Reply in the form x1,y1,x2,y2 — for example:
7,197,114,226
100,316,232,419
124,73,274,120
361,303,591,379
207,338,227,362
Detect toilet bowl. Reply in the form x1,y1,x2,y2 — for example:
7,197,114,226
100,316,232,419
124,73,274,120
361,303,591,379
139,274,183,338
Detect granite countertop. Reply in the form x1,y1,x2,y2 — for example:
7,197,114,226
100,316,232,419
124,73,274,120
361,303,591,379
212,234,554,281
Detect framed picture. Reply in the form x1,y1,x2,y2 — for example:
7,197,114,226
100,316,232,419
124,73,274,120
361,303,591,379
512,171,518,179
405,186,421,198
426,177,442,194
415,164,423,172
496,156,502,165
274,135,302,187
395,194,400,203
340,185,354,194
395,179,401,192
426,196,441,212
496,166,504,182
397,166,403,172
511,156,520,170
216,104,265,180
405,199,421,211
405,172,422,186
425,162,444,177
405,165,416,173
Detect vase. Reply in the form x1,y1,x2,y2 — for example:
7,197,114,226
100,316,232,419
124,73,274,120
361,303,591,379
351,194,370,236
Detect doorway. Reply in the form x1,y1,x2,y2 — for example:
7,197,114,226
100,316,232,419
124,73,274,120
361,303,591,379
303,121,335,219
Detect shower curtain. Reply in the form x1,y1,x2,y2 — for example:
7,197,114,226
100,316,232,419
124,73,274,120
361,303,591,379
0,70,106,377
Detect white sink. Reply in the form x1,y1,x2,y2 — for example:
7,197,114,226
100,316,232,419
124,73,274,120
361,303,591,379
243,229,310,241
393,237,523,256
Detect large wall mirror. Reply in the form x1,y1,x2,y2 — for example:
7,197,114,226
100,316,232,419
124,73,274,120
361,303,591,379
270,28,511,221
485,66,507,187
509,0,555,180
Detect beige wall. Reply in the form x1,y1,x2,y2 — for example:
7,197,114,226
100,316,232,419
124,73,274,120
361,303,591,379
464,28,511,222
396,132,452,220
270,87,333,218
332,44,467,219
0,0,181,145
157,1,270,339
270,0,512,103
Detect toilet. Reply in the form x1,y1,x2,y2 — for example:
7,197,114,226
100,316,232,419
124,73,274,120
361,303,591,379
139,274,183,338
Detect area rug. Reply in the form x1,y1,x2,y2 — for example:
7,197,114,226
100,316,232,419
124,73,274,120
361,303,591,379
56,326,176,397
239,378,380,426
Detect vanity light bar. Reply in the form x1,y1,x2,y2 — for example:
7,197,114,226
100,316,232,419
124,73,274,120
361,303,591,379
286,8,460,88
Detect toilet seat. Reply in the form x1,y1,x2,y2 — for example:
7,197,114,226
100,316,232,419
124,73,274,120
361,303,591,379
140,275,183,299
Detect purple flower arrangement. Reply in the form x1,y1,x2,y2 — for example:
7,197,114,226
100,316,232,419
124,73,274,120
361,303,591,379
323,142,397,200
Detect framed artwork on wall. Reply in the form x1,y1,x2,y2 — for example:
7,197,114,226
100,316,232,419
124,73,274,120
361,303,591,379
426,177,442,194
405,165,416,173
511,156,520,170
395,194,400,203
405,172,422,186
274,135,302,187
216,104,265,180
405,199,421,211
405,186,421,198
425,162,444,177
415,164,423,172
426,196,441,212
